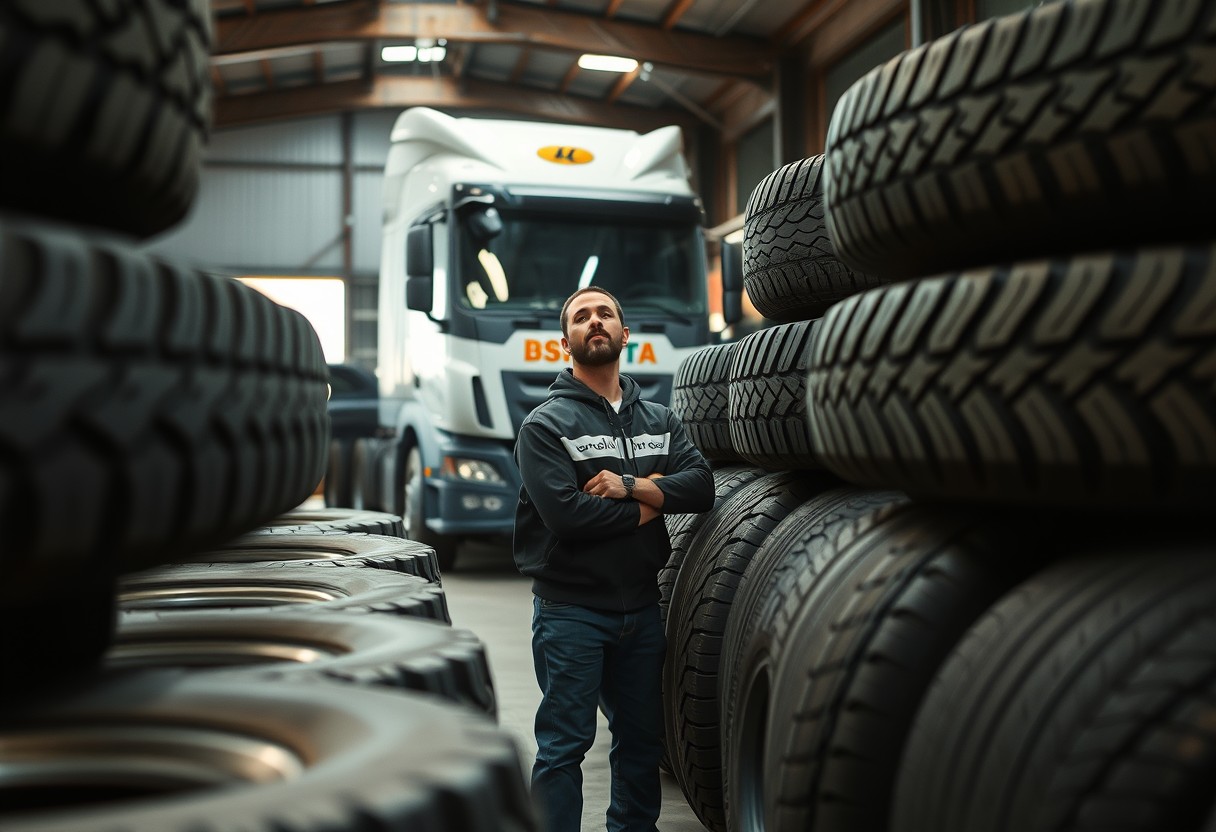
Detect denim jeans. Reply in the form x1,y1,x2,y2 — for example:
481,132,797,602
530,596,666,832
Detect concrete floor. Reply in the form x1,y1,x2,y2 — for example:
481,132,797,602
444,539,709,832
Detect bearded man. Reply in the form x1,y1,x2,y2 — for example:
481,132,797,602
512,286,714,832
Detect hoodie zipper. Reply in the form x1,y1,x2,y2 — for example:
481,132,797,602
601,395,638,611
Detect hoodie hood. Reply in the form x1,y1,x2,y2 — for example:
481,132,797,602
548,368,642,408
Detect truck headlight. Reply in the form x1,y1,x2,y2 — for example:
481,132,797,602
442,456,505,484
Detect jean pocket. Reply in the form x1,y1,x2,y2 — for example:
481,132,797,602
539,598,574,610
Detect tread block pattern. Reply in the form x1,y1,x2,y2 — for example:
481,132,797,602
805,245,1216,508
0,0,213,236
672,343,740,462
744,156,887,322
187,533,441,584
730,320,821,470
0,217,330,576
895,548,1216,832
824,0,1216,278
251,508,407,539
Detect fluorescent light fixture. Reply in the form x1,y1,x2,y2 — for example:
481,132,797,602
382,45,418,62
382,44,447,63
577,54,639,73
577,255,600,289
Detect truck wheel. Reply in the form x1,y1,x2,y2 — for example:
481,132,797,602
729,320,821,470
823,0,1216,278
0,215,329,579
0,1,212,237
672,343,742,463
664,470,835,831
119,563,450,624
743,156,885,321
323,439,354,508
251,507,405,538
0,674,534,831
112,610,496,716
805,245,1216,509
405,445,459,572
182,533,440,583
894,548,1216,832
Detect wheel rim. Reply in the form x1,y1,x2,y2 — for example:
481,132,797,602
206,544,357,563
0,724,304,813
108,639,338,668
118,584,344,611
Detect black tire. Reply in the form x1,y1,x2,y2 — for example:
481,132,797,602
743,156,886,321
672,343,742,462
664,470,835,832
893,548,1216,832
0,673,534,831
323,438,353,508
658,464,764,630
0,216,329,578
118,563,450,624
181,532,440,584
754,501,1047,832
404,445,459,572
729,319,821,470
0,1,213,237
251,507,406,538
112,610,496,716
719,487,903,830
823,0,1216,279
806,245,1216,509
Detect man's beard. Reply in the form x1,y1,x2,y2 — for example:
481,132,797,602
570,331,623,367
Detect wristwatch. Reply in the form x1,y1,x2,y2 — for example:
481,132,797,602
622,473,635,499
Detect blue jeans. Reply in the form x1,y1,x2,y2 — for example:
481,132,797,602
530,597,666,832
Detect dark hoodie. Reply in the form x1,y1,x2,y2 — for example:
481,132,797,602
513,368,714,612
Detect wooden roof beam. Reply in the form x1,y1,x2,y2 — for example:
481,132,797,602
661,0,696,30
606,66,640,103
213,75,700,134
214,1,773,78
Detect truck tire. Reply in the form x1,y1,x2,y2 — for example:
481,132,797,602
0,1,212,237
893,548,1216,832
806,245,1216,509
112,610,496,716
323,438,354,508
729,320,821,470
719,488,903,831
0,216,329,579
251,507,406,538
0,673,535,832
182,532,440,583
743,156,886,321
672,343,741,462
404,445,460,572
664,470,835,832
755,501,1044,832
823,0,1216,278
118,563,450,624
658,464,764,630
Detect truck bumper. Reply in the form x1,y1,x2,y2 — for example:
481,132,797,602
425,434,520,538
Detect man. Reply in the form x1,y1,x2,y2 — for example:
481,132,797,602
513,286,714,832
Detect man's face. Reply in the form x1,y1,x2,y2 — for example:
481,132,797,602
562,292,628,367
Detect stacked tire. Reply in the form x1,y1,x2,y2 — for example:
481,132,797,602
661,2,1216,832
0,5,534,829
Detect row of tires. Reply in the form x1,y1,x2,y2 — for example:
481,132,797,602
0,3,538,827
662,1,1216,830
4,511,539,830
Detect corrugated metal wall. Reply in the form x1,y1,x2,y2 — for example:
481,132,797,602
143,110,402,371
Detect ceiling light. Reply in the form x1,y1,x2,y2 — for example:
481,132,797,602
577,54,639,73
418,45,447,62
382,45,418,62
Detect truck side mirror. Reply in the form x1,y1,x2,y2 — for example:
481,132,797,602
405,225,434,312
720,240,743,326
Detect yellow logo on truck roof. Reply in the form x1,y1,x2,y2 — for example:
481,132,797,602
538,146,594,165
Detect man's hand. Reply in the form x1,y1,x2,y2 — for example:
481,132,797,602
583,470,629,499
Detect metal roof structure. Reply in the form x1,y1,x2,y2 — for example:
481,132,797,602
210,0,836,134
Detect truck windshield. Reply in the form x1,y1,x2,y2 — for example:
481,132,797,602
454,210,704,317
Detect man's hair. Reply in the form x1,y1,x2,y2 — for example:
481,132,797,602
560,286,625,338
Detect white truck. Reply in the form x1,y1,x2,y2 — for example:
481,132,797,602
347,106,731,570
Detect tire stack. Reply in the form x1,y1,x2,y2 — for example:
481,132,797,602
0,4,534,830
661,2,1216,832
